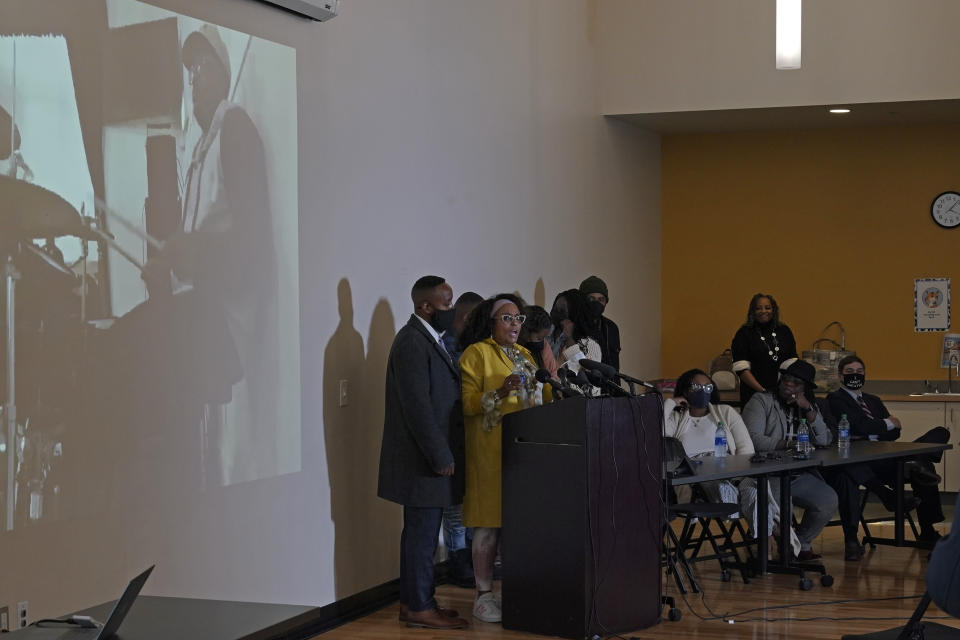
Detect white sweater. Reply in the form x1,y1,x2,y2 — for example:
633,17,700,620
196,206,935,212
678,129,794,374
662,399,755,457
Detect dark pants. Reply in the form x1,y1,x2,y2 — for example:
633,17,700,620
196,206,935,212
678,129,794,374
870,427,949,528
823,465,869,544
400,505,444,613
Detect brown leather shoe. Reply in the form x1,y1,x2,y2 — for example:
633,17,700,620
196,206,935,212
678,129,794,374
399,604,461,623
403,607,468,629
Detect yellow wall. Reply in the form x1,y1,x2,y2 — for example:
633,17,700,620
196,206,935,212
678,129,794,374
662,124,960,381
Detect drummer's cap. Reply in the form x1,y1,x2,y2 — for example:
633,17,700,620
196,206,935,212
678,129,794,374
182,24,231,89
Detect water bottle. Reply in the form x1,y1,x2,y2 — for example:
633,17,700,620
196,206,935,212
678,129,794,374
796,418,811,457
837,413,851,456
511,355,528,405
714,421,728,458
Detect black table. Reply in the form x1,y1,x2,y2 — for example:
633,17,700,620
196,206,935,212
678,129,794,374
667,441,953,577
9,596,317,640
813,440,952,547
670,451,819,575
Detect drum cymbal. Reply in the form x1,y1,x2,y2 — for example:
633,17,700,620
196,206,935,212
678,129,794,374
0,104,21,160
0,175,84,238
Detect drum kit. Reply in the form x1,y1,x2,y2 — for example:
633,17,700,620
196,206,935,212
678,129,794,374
1,174,159,531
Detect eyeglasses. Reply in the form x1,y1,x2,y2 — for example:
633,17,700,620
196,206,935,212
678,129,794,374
689,383,714,394
498,314,526,325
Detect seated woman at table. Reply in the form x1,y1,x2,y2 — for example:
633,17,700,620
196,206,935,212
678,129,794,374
665,369,798,554
741,360,838,561
459,294,551,623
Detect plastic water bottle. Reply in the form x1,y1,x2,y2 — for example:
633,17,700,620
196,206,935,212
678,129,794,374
796,418,811,457
837,413,851,456
714,421,728,458
511,355,528,405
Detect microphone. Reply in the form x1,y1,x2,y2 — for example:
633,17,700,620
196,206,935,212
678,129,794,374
580,359,617,379
535,369,583,398
581,359,658,391
583,368,631,397
617,371,658,390
580,360,628,395
566,367,592,389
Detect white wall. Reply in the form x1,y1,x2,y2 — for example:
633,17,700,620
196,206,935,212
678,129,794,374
1,0,660,618
598,0,960,115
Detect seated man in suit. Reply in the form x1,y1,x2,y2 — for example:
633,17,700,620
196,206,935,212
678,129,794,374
742,360,838,561
827,354,949,543
817,399,920,561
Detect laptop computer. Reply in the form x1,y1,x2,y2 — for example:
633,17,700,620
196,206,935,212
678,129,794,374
14,566,153,639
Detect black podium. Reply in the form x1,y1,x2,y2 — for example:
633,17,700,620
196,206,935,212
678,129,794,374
501,395,663,639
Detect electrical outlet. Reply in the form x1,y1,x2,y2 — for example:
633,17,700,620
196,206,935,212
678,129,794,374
0,605,9,631
17,601,27,628
338,379,348,407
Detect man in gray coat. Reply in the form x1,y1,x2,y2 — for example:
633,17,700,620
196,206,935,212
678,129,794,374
377,276,467,629
742,360,838,561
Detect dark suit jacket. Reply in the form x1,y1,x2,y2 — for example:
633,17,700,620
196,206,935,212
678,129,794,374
377,315,464,507
826,389,901,441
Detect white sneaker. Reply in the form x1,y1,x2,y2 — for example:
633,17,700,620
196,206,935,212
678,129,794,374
473,592,502,623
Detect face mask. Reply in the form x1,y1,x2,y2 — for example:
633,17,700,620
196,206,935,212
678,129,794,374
430,308,456,334
525,339,544,354
586,299,605,318
842,372,865,390
687,389,711,409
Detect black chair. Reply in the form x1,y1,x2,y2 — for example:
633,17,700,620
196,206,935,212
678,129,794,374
859,487,922,549
662,437,750,593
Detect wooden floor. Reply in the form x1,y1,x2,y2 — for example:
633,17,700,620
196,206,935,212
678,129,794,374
316,522,959,639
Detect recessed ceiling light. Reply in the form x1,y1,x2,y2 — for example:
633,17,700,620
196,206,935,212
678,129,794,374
829,108,851,114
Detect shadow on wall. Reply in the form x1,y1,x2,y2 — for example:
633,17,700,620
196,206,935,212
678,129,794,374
362,298,402,589
534,277,545,307
323,279,400,599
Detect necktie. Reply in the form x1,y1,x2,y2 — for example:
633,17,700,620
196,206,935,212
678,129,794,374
856,395,874,419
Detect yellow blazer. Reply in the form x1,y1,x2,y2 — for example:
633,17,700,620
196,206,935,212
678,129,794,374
460,337,550,527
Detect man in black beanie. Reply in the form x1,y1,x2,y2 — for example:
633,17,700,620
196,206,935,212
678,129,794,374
579,275,621,371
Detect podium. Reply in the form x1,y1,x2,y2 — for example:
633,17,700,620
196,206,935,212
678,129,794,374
501,395,663,639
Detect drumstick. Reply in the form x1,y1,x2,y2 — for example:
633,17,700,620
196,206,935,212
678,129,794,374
93,197,165,252
86,226,145,271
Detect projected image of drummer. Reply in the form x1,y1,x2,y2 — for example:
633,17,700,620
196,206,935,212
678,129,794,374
92,7,301,495
0,2,301,532
110,20,295,491
167,23,279,489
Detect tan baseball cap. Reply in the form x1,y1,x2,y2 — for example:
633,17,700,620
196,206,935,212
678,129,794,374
182,23,231,86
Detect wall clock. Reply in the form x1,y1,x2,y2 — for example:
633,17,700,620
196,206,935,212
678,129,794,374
931,191,960,229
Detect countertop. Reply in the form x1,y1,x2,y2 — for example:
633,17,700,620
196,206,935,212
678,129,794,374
710,379,960,405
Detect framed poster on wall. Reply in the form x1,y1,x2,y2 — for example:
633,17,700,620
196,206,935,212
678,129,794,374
915,277,951,332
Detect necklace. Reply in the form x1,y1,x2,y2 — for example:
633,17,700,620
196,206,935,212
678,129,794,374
688,412,711,428
501,344,521,363
758,327,780,362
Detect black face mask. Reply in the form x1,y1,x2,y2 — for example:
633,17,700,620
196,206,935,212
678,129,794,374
687,389,711,409
430,308,456,334
525,339,544,354
842,372,865,390
586,300,605,318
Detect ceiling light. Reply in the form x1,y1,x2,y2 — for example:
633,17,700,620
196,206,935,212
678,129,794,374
776,0,802,69
829,108,851,114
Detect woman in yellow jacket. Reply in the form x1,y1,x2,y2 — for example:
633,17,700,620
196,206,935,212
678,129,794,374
458,294,550,623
